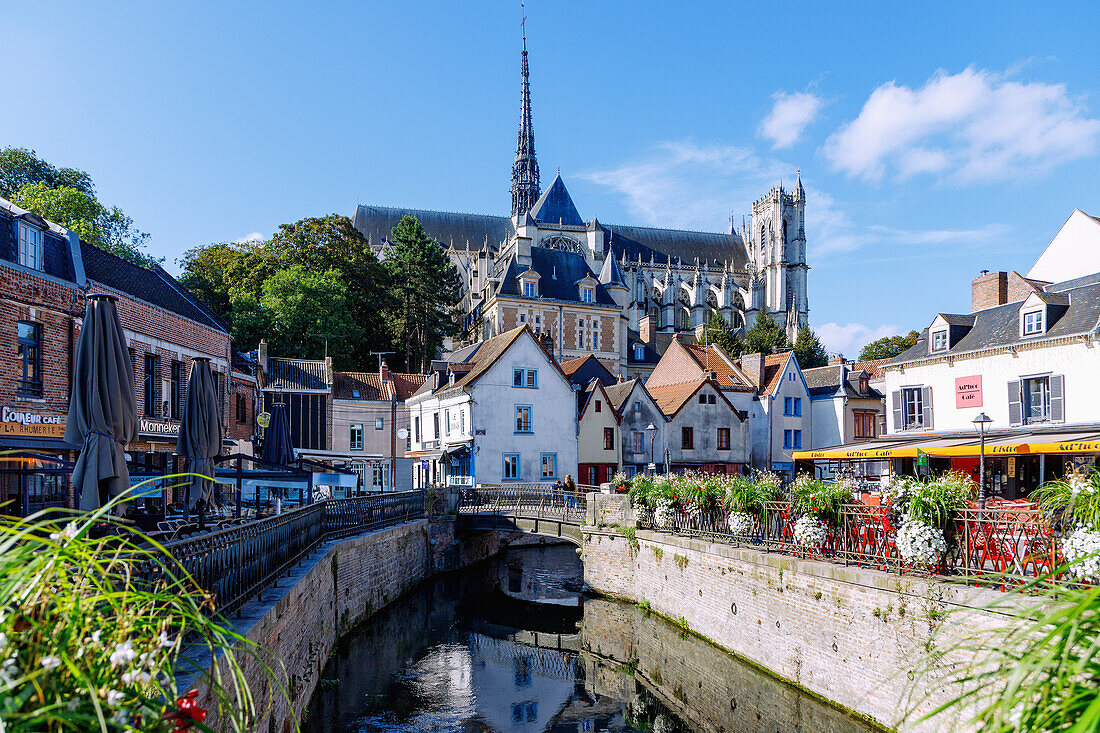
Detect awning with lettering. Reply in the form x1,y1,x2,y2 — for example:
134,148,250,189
794,430,1100,460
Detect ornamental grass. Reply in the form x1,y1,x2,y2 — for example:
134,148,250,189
0,488,284,732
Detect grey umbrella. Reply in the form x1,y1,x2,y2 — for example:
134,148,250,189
177,357,222,511
261,402,295,466
65,294,139,512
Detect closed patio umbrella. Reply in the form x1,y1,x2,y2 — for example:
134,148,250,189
65,294,139,513
261,402,295,466
176,357,221,513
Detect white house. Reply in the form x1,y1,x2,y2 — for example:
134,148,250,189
405,326,578,487
739,351,812,476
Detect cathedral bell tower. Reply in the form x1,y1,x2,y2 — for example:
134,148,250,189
749,170,809,339
511,30,541,217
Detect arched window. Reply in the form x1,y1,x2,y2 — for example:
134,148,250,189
679,308,691,331
543,235,581,253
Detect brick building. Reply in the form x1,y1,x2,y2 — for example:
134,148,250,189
0,196,254,514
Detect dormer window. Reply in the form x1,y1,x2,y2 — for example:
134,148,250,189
633,344,645,361
524,281,537,298
931,330,948,352
859,376,869,394
17,221,43,271
1023,310,1043,335
582,287,593,303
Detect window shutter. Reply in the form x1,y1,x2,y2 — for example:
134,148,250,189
921,386,933,430
1007,380,1022,427
1050,374,1065,423
891,390,903,431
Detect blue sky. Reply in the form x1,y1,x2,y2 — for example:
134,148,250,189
6,2,1100,356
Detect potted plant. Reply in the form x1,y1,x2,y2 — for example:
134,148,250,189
1033,469,1100,582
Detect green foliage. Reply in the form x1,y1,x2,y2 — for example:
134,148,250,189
904,472,975,530
382,216,464,372
701,312,742,358
0,146,94,199
742,312,790,355
858,331,919,361
789,473,854,526
915,565,1100,732
628,473,657,508
792,326,829,368
177,241,263,322
1031,470,1100,529
0,488,283,731
11,183,159,267
723,473,783,520
231,266,356,364
615,525,639,553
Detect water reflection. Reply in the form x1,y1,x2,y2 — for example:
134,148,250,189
306,544,874,733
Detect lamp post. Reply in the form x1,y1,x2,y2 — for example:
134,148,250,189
972,412,993,510
646,423,657,475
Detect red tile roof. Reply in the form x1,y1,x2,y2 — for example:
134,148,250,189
759,353,792,397
682,343,754,390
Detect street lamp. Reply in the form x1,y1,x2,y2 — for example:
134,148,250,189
646,423,657,475
972,412,993,510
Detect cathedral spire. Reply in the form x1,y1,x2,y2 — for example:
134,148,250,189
511,15,541,217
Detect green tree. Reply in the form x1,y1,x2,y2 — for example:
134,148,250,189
10,183,160,267
177,241,264,322
858,330,919,361
383,216,463,372
743,312,791,355
793,326,829,368
0,146,94,199
230,266,356,363
701,312,742,358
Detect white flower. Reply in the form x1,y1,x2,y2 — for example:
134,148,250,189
48,523,79,542
40,655,61,670
109,641,135,668
110,710,129,726
896,520,947,566
794,515,828,547
121,669,150,686
726,511,754,536
158,631,174,649
1063,526,1100,582
653,713,674,733
653,499,676,529
105,689,125,707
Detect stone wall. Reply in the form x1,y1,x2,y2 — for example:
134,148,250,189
582,494,1013,732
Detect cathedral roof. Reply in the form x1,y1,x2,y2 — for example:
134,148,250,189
529,174,584,227
601,223,748,270
598,249,628,289
494,247,618,306
351,205,512,251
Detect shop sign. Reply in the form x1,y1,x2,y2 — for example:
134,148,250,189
139,418,180,438
771,461,793,472
474,429,486,436
955,375,983,408
915,451,928,467
0,406,66,438
256,412,271,429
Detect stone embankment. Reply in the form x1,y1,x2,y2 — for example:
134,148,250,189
582,494,1019,732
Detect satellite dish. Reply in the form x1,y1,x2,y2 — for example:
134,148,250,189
397,428,409,440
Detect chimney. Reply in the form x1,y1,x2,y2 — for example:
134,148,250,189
257,339,269,372
379,357,391,384
639,314,656,344
972,271,1008,312
828,354,845,366
741,352,766,389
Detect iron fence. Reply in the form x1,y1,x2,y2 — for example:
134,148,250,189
156,490,425,615
454,483,588,524
636,500,1066,587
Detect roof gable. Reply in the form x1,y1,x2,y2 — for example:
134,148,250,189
530,174,584,227
647,378,739,418
1027,208,1100,283
579,379,618,420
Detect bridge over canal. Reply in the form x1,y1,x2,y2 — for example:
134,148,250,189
452,484,589,545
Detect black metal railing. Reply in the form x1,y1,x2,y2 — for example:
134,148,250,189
454,483,588,525
636,500,1066,588
157,491,425,615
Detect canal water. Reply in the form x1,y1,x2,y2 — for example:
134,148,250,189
305,543,876,733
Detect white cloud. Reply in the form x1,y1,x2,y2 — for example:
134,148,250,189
759,91,823,149
234,232,263,244
816,322,900,358
824,67,1100,183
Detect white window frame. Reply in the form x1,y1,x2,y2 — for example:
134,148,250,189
1022,375,1051,423
350,423,364,451
931,329,948,352
523,281,537,298
17,222,43,271
1023,310,1043,336
374,417,384,430
582,287,593,303
902,387,924,429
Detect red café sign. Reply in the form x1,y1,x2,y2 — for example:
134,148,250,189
955,375,983,409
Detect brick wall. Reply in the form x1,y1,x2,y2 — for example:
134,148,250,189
600,315,616,353
645,338,700,389
971,271,1008,312
583,495,1013,732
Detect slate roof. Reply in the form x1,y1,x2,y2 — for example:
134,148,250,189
80,242,229,333
803,364,883,399
352,205,513,251
937,313,976,327
530,174,584,227
598,249,628,288
626,332,662,366
494,247,618,305
560,354,617,386
265,358,329,391
890,275,1100,365
602,223,748,270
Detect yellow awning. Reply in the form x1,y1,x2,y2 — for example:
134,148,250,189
794,431,1100,461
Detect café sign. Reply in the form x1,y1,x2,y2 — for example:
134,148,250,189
955,375,983,409
139,418,180,438
0,406,66,438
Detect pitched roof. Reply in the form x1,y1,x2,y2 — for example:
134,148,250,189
390,372,429,400
265,358,329,391
802,364,882,399
559,354,617,386
604,379,641,412
333,372,387,400
351,205,512,251
851,358,889,379
760,353,792,397
682,343,754,391
432,326,533,395
80,242,229,333
529,174,584,227
647,379,740,418
579,378,618,419
890,275,1100,365
598,249,628,288
493,247,618,305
